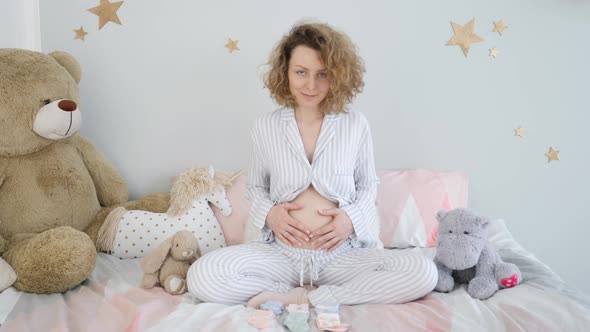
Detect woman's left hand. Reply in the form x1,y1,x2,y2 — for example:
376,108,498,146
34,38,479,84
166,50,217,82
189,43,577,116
309,208,354,251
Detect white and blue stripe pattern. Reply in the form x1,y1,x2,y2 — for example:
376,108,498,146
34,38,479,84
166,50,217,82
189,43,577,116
187,241,438,305
186,108,438,306
246,108,382,249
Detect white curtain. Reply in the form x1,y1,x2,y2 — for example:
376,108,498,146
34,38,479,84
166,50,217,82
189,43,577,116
0,0,42,51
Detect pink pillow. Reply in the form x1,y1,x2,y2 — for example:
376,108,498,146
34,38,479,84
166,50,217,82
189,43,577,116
211,175,250,246
377,170,469,248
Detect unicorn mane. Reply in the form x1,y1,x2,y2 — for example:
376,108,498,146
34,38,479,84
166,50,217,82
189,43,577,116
167,166,243,217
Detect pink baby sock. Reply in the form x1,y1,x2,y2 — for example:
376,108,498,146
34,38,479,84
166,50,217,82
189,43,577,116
247,309,275,329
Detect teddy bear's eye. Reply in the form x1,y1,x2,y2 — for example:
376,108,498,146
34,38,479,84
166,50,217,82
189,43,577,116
449,230,453,233
464,231,469,235
175,244,178,247
42,99,51,105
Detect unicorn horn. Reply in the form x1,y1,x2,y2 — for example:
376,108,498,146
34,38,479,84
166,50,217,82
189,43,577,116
230,169,246,182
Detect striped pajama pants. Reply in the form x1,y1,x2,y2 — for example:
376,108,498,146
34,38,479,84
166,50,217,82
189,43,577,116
187,239,437,306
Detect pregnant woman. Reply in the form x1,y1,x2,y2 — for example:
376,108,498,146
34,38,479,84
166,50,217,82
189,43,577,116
187,21,437,306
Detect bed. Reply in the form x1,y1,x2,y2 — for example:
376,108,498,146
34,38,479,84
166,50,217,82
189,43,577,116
2,170,590,331
1,218,589,332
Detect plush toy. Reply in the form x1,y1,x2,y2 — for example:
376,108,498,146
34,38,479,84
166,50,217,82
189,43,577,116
140,230,200,295
0,49,169,293
98,166,243,258
434,208,522,300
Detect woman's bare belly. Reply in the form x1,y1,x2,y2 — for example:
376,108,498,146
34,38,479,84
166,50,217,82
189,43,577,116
287,185,338,249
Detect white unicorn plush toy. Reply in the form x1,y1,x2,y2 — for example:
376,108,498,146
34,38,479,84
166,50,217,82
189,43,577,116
97,165,242,259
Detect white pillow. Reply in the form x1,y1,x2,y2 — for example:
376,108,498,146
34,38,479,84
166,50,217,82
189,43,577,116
0,257,16,292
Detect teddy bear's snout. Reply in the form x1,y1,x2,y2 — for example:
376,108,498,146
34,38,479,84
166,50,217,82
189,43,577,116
58,100,77,112
182,250,194,258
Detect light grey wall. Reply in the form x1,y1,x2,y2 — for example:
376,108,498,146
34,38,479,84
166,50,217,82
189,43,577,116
33,0,590,294
0,0,41,51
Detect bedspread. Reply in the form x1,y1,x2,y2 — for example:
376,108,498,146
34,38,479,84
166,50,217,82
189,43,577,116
1,220,588,332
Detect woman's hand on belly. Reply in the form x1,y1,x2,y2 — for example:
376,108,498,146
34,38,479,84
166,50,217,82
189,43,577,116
309,208,354,251
267,203,312,247
285,185,338,249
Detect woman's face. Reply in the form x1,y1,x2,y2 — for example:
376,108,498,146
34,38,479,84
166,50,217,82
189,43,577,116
288,45,330,112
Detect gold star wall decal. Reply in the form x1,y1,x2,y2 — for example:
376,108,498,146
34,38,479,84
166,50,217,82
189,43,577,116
225,38,240,53
489,47,498,58
493,19,508,35
514,127,525,137
88,0,124,30
446,18,484,57
74,26,88,41
544,147,560,162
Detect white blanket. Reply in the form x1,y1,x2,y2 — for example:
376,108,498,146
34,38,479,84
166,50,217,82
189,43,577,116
1,220,589,331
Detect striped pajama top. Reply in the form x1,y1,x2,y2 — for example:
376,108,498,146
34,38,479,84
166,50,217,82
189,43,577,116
246,108,382,249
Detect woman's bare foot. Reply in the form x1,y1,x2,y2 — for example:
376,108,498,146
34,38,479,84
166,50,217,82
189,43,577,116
247,287,311,308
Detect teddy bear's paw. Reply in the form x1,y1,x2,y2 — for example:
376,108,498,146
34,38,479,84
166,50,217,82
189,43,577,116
141,273,159,289
6,227,96,293
434,272,455,293
467,277,498,300
164,275,187,295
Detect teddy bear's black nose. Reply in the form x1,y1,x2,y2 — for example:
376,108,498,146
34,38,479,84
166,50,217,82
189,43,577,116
58,100,77,112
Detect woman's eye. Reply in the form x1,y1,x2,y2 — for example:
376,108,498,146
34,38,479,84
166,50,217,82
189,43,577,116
318,72,327,78
296,71,306,76
42,99,51,105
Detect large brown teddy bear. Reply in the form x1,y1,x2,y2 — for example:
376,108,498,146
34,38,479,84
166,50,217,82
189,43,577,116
0,49,169,293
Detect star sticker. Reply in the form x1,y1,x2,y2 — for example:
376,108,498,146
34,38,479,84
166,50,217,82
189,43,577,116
493,19,508,35
514,127,524,137
544,147,560,162
73,26,88,41
446,18,484,57
88,0,124,30
489,47,498,58
225,38,240,53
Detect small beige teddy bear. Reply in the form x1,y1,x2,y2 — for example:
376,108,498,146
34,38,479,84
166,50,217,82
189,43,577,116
140,230,199,295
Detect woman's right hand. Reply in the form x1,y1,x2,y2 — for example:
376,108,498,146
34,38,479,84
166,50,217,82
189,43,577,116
266,203,311,247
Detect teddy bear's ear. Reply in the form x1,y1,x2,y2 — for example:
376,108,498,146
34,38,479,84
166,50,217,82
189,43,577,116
436,210,448,222
48,51,81,84
140,236,174,274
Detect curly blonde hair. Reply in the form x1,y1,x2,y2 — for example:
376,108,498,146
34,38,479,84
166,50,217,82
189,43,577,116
264,22,365,114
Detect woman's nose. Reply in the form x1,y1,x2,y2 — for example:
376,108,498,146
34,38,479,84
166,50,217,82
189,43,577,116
305,76,317,90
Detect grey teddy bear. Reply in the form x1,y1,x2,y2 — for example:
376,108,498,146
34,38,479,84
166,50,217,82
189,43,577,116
434,208,522,300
